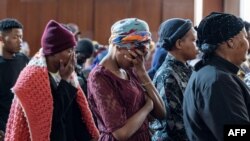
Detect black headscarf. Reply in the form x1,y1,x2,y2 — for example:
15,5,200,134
196,12,244,55
158,18,192,51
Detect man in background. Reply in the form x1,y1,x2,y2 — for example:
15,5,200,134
0,18,29,140
75,38,94,95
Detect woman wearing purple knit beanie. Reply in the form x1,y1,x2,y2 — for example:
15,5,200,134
5,20,99,141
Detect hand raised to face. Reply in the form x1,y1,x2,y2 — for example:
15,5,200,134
59,52,76,80
124,48,148,74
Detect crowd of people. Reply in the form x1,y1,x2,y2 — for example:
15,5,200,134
0,11,250,141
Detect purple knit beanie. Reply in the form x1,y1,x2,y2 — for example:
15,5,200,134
42,20,76,56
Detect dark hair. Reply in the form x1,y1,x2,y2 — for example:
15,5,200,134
158,18,192,51
0,18,23,33
76,38,94,56
244,21,250,32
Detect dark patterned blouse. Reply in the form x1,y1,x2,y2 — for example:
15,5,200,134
150,54,192,141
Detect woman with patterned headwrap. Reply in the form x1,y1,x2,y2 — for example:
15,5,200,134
87,18,166,141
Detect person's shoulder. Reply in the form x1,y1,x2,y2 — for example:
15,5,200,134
15,52,29,62
156,62,174,76
89,65,103,74
16,52,28,58
194,64,235,90
88,65,107,80
153,67,173,85
196,64,216,76
187,65,215,85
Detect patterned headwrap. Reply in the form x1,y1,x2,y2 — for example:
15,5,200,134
196,12,244,54
109,18,151,49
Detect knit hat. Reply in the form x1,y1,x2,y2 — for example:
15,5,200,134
196,12,244,54
109,18,151,49
42,20,76,56
158,18,192,51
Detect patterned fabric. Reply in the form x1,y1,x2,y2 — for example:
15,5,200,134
109,18,151,49
5,49,99,141
88,65,151,141
241,62,250,74
150,54,192,141
244,73,250,88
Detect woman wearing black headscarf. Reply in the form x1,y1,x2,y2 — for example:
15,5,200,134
150,18,198,141
183,12,250,141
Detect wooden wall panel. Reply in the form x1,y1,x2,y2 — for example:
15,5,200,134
75,0,94,39
224,0,240,16
162,0,194,22
1,0,196,55
203,0,223,17
126,0,162,42
24,0,57,55
94,0,129,45
94,0,162,44
6,0,26,22
0,0,7,19
57,0,94,39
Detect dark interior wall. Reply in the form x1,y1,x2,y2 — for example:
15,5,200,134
0,0,196,56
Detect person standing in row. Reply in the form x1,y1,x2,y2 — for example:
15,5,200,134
150,18,198,141
0,18,29,140
4,20,99,141
88,18,166,141
183,12,250,141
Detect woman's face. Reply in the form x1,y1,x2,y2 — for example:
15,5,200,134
180,28,199,61
115,47,134,70
114,43,149,70
54,48,75,70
